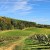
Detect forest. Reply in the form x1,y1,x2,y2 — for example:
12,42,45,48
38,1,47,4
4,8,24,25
0,16,50,30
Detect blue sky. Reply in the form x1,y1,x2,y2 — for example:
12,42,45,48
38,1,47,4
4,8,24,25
0,0,50,25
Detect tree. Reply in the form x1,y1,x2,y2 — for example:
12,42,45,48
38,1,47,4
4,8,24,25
0,21,7,30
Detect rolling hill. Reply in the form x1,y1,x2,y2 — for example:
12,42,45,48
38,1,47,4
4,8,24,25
0,16,50,50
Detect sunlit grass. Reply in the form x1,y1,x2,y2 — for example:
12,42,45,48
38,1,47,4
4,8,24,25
0,27,50,50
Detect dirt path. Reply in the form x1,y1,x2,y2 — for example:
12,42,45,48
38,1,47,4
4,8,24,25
0,36,28,50
0,33,34,50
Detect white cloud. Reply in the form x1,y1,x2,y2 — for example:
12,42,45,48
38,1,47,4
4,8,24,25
0,0,33,15
33,17,49,24
12,0,32,15
13,1,32,11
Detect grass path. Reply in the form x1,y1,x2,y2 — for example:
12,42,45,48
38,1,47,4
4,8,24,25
0,36,30,50
0,29,34,50
5,36,28,50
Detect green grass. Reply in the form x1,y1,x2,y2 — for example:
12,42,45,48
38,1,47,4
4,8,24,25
0,30,30,36
24,27,50,34
0,29,34,46
23,27,50,50
0,27,50,42
0,27,50,50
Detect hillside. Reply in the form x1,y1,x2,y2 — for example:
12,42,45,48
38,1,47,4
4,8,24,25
0,16,36,30
0,16,50,50
0,16,50,30
0,28,50,50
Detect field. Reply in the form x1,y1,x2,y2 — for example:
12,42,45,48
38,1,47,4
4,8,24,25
0,27,50,50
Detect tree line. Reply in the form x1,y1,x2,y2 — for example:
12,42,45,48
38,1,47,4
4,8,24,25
0,16,50,30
